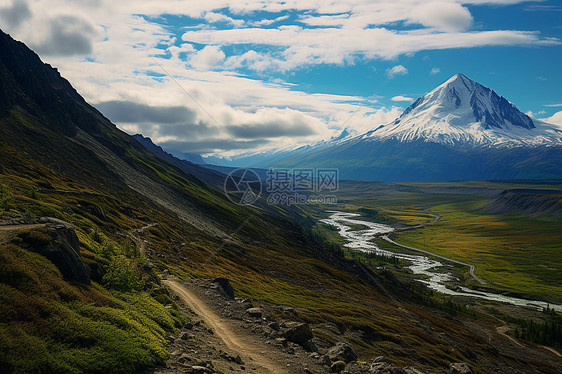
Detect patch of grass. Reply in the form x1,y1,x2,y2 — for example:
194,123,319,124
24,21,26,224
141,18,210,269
14,227,52,247
396,201,562,299
0,243,177,374
333,180,562,301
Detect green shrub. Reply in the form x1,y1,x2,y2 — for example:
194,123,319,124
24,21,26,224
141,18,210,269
103,256,143,292
90,228,104,244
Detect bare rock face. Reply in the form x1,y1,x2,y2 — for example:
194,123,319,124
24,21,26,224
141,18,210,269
280,321,313,343
18,218,90,284
213,277,234,298
326,342,358,364
449,362,472,374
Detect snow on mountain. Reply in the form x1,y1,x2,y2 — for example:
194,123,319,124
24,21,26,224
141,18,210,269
364,73,562,147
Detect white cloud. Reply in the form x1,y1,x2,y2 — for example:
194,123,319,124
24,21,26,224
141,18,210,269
526,110,547,118
543,103,562,107
2,0,557,155
189,45,226,70
409,2,473,32
203,11,244,27
249,15,289,26
430,67,441,74
181,26,557,72
167,43,196,59
387,65,408,79
391,95,414,102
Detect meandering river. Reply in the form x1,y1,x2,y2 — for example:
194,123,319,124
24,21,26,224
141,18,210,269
320,211,562,312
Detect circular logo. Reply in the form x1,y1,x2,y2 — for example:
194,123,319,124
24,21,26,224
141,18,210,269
224,168,262,205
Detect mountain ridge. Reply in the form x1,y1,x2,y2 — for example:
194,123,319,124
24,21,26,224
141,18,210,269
359,73,560,148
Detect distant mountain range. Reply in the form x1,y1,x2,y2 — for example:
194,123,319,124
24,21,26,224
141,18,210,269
211,73,562,182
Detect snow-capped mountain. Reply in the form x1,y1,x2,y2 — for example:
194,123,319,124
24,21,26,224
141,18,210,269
268,74,562,182
363,73,562,147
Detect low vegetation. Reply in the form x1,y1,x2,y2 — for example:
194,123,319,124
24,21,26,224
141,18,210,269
334,180,562,301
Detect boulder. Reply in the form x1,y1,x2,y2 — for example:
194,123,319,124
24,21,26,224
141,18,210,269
326,342,358,364
331,360,347,373
245,307,263,318
213,277,234,298
281,322,313,343
301,339,318,352
449,363,472,374
369,362,406,374
18,220,90,284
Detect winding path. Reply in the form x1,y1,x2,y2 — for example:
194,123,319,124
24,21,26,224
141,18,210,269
163,279,288,374
0,223,47,242
381,213,485,284
381,235,486,285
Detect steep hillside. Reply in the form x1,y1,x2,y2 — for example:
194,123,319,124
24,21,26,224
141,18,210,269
132,134,225,187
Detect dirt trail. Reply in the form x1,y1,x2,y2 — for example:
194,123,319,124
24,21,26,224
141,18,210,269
381,235,486,285
128,223,157,255
163,279,289,374
539,345,561,357
496,323,561,357
0,223,46,242
496,325,523,347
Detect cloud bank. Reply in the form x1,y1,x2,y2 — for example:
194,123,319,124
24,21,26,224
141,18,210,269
1,0,558,155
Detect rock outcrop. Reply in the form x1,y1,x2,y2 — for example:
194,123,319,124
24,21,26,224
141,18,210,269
280,321,313,343
213,277,235,298
326,342,358,364
450,362,472,374
17,217,90,284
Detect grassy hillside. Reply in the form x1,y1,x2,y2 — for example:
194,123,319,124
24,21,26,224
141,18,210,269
0,147,187,373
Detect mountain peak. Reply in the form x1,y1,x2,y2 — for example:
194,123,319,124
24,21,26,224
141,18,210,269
445,72,469,83
365,73,557,147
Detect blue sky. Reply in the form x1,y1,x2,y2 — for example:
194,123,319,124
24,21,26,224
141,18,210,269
1,0,561,155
